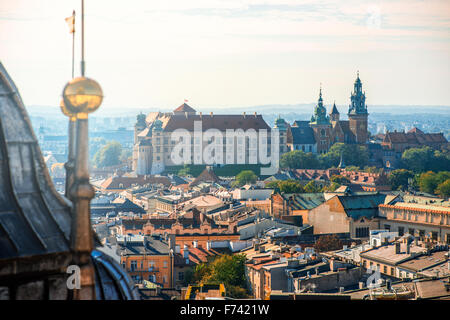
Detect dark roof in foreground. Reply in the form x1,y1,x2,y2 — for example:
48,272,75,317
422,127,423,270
0,62,72,260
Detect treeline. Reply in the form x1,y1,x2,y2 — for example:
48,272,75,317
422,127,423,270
280,143,369,170
388,146,450,197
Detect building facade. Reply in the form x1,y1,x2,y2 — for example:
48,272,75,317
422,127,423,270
132,105,272,175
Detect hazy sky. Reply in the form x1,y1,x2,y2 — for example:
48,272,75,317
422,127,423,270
1,0,450,111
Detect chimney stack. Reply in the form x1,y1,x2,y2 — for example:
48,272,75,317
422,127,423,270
243,112,246,118
183,244,189,259
395,242,400,254
406,242,411,254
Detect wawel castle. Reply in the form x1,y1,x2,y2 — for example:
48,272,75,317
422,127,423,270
132,73,369,175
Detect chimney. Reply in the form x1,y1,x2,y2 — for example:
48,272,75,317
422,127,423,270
315,268,320,276
415,237,419,246
193,240,198,248
395,242,400,254
183,244,189,259
339,287,344,293
168,234,175,251
386,280,392,291
207,241,211,251
359,282,365,289
210,112,213,117
199,112,202,118
254,112,257,117
243,112,246,118
406,242,411,254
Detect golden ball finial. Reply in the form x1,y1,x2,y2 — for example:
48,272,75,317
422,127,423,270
62,76,103,117
60,99,77,121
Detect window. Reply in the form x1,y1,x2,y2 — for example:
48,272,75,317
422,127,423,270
384,224,390,231
383,266,387,274
398,227,404,236
390,268,394,276
163,261,168,268
432,232,438,241
130,260,137,272
178,272,184,281
409,228,415,236
419,230,425,239
356,227,369,238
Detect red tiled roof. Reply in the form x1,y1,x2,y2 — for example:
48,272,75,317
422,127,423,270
173,103,196,113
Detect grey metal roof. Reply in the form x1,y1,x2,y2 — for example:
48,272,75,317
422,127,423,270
337,193,386,219
290,121,316,145
0,62,72,260
284,193,326,210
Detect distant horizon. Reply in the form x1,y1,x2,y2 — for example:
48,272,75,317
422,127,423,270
25,102,450,118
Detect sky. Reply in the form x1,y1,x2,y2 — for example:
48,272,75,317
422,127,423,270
1,0,450,111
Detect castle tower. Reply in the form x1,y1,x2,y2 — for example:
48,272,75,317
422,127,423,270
330,101,339,122
134,112,147,143
136,139,152,175
310,87,332,153
150,119,165,174
274,115,288,155
348,71,368,144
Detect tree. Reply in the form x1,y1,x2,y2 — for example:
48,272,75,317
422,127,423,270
401,146,435,173
280,150,320,169
418,171,439,194
89,137,107,160
120,148,132,162
417,171,450,195
436,179,450,198
304,180,321,193
313,234,343,252
319,143,368,169
267,180,304,193
330,175,350,185
178,164,191,176
93,141,122,168
388,169,414,191
233,170,257,187
190,254,249,299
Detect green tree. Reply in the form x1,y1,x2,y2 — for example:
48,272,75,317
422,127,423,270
191,254,249,299
304,180,321,193
388,169,415,191
178,164,191,176
401,146,435,173
93,141,122,168
280,150,320,169
330,175,350,185
267,180,304,193
232,170,257,187
436,179,450,198
120,148,132,162
89,137,107,160
319,143,368,169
